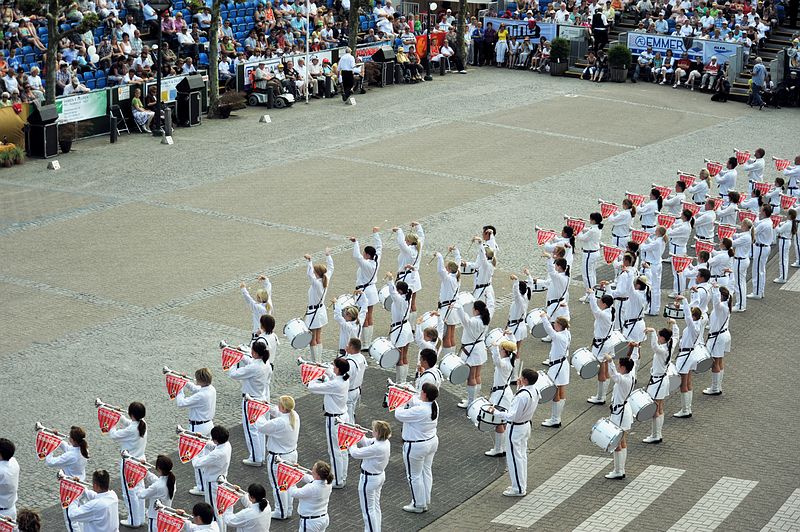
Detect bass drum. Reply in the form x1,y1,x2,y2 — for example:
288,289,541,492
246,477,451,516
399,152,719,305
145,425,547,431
533,370,556,403
454,291,475,315
590,417,623,453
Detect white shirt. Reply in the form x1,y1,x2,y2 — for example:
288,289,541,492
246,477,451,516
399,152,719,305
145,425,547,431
608,208,633,236
137,472,173,519
45,442,87,480
338,52,356,71
353,234,382,290
742,157,765,183
708,285,730,334
0,458,19,512
176,384,217,423
108,417,147,458
394,397,438,441
256,411,299,454
588,296,613,343
541,320,571,362
349,437,390,474
241,279,273,332
496,385,539,423
342,351,367,391
667,219,691,248
290,476,331,517
716,202,738,225
490,346,514,388
415,367,443,391
223,495,272,531
436,250,461,304
731,230,752,257
395,226,425,289
679,300,706,350
68,490,120,532
540,261,570,317
694,208,716,239
649,325,677,376
576,224,601,250
192,441,232,480
715,168,737,196
686,179,710,204
639,235,665,266
754,217,773,245
783,164,800,190
508,275,533,324
333,306,365,352
638,199,659,227
307,373,349,415
663,191,686,215
454,305,488,348
307,254,334,310
229,357,272,400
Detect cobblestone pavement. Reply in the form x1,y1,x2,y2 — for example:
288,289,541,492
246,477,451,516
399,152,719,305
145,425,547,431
1,66,798,531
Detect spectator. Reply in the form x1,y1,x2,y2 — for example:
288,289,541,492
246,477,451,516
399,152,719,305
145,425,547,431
699,55,720,90
655,13,669,34
176,26,198,60
131,87,154,132
748,56,767,109
407,44,424,81
131,29,143,56
657,49,675,84
632,45,654,82
0,92,11,108
218,54,233,84
2,70,19,95
122,14,138,39
63,77,91,95
673,51,694,88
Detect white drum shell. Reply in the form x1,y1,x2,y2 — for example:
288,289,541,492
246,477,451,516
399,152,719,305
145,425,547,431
418,311,439,332
440,353,469,385
369,337,400,369
284,318,312,350
690,344,713,373
663,305,685,319
477,404,507,431
455,292,475,315
667,362,681,394
572,348,600,379
590,417,623,453
628,389,657,421
485,328,513,348
334,294,356,312
525,308,547,339
378,286,393,312
534,370,556,403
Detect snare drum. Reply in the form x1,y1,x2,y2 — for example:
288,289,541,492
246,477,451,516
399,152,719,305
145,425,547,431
485,327,512,348
593,285,606,298
378,285,393,312
607,331,628,358
533,370,556,403
529,279,547,292
455,292,475,315
571,348,600,379
440,353,469,385
667,362,680,394
368,337,400,369
525,308,547,339
689,344,712,373
333,293,356,312
478,403,507,431
628,389,656,421
663,305,685,319
283,318,312,350
417,311,439,332
590,417,623,453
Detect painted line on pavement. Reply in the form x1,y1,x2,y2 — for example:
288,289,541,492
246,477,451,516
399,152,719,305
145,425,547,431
668,477,758,531
575,94,731,119
458,119,640,149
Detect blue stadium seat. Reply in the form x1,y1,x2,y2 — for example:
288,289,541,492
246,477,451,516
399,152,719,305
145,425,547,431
199,52,209,65
60,24,71,33
24,53,35,65
85,79,96,90
245,8,255,16
38,27,47,36
507,2,517,11
77,73,84,81
96,77,107,88
95,70,106,79
83,71,94,80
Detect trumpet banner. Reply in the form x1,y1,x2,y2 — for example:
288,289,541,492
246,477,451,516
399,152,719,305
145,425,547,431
600,202,618,218
535,228,557,246
165,373,188,400
97,406,122,434
123,458,148,489
276,463,305,491
59,478,85,508
300,364,326,385
565,217,585,234
177,433,207,464
221,347,244,371
156,510,187,532
245,399,270,425
387,386,414,412
216,483,241,515
35,431,62,460
657,213,677,229
337,424,366,450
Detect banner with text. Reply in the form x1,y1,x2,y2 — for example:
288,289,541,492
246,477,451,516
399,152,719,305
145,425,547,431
627,33,700,60
356,40,393,61
239,50,336,90
55,90,108,124
482,17,557,42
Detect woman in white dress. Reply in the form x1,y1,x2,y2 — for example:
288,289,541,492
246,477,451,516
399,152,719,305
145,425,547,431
672,298,706,419
586,292,615,405
137,455,175,532
505,271,533,359
708,238,734,288
384,276,414,383
451,299,491,409
702,284,731,396
540,315,571,428
393,222,425,325
602,354,636,480
241,275,274,338
332,304,365,356
434,248,462,359
484,340,517,457
642,323,678,444
304,249,334,363
576,212,603,301
640,227,667,315
462,239,497,318
351,228,383,348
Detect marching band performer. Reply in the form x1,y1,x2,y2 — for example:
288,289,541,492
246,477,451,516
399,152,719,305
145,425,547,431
137,455,175,532
694,199,717,241
340,338,367,423
703,284,732,396
462,238,497,318
351,228,383,348
254,314,279,368
749,204,774,300
740,188,763,213
683,253,710,294
774,210,794,284
349,420,392,532
784,155,800,198
451,299,491,409
667,209,694,296
288,460,334,532
602,354,636,480
687,268,711,315
640,227,667,315
192,425,232,524
385,276,414,383
686,169,710,205
741,148,766,193
415,349,443,391
484,340,518,457
108,402,148,528
716,191,740,225
176,368,216,497
229,341,272,467
307,358,350,489
708,238,734,288
765,178,785,212
393,222,425,325
544,226,574,268
663,180,687,216
332,305,365,356
506,271,533,357
540,314,571,428
715,158,738,199
607,198,636,249
638,189,663,233
673,298,706,418
222,483,271,532
67,470,119,532
395,382,439,514
605,253,637,332
414,317,441,360
489,368,539,497
731,219,753,312
435,248,462,358
612,241,640,279
0,438,19,520
642,322,678,444
184,503,216,531
481,225,500,257
45,426,89,532
255,395,300,521
576,213,603,301
537,256,570,346
304,249,334,363
586,292,615,405
241,275,273,338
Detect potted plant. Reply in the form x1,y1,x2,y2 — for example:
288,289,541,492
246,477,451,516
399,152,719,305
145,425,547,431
0,151,12,168
549,37,571,76
608,43,632,83
213,91,247,119
58,123,76,153
11,145,24,165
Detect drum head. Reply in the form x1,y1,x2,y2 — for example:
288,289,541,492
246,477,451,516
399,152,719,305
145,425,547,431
531,322,548,339
635,401,657,422
448,362,469,385
290,331,312,350
693,356,713,374
378,347,400,369
575,356,600,380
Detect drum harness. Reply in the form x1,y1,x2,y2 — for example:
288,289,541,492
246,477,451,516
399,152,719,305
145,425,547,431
491,356,517,398
622,291,647,337
546,274,570,320
510,388,533,426
389,293,411,345
647,337,674,398
592,317,615,355
707,313,729,353
460,327,486,362
354,254,379,305
677,318,705,372
342,354,363,393
396,241,421,283
305,280,329,325
549,332,571,382
610,373,636,418
439,281,461,324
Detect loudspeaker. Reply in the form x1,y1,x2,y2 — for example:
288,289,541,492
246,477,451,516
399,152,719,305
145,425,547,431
25,123,59,158
372,46,395,62
176,75,205,93
28,103,59,125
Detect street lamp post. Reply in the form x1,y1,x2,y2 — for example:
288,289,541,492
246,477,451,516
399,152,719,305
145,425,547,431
425,2,437,81
150,0,173,137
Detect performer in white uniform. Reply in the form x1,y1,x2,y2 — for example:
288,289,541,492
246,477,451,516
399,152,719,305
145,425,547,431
176,368,216,497
241,275,273,338
694,199,717,241
415,349,443,391
452,299,490,408
749,204,774,299
108,402,147,528
462,239,497,318
0,439,20,520
667,209,694,296
192,426,232,526
185,503,217,531
333,305,365,356
351,228,383,348
222,483,272,532
708,239,734,289
576,212,603,301
307,358,350,489
289,461,334,532
395,382,439,514
45,426,89,532
540,315,571,428
774,211,794,284
715,157,738,199
506,271,533,356
340,338,367,423
229,341,272,467
703,284,731,396
606,198,635,248
543,226,575,269
741,148,766,193
434,248,462,359
764,178,785,211
731,219,753,312
413,319,441,371
349,420,391,532
663,180,687,216
639,189,663,233
716,191,739,225
137,455,175,532
304,250,334,363
537,256,570,348
603,355,636,480
784,155,800,198
686,169,710,205
254,314,279,368
673,300,706,418
255,395,300,521
489,368,539,497
484,340,518,457
393,222,425,324
385,277,414,383
67,470,119,532
586,293,615,405
640,227,667,315
642,323,678,444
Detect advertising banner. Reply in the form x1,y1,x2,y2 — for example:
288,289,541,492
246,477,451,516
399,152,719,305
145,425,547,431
483,17,556,42
55,90,108,124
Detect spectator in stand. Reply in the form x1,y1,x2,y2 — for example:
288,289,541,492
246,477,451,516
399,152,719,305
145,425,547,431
632,45,654,82
594,49,609,82
0,92,11,108
161,12,177,42
173,11,188,33
673,51,694,88
657,49,675,84
582,51,597,80
699,55,720,90
56,62,72,95
123,67,143,84
655,13,669,33
63,76,91,96
177,26,198,60
218,54,233,84
407,44,425,81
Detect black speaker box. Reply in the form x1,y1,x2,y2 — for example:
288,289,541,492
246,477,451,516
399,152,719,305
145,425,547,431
372,46,396,62
28,103,59,125
176,75,205,92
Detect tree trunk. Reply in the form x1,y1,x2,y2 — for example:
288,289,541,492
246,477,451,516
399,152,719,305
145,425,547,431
456,0,467,70
348,0,359,50
207,0,221,117
45,0,59,105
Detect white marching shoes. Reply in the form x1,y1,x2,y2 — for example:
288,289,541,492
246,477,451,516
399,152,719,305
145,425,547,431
673,391,693,418
702,371,723,395
604,448,627,479
642,414,664,444
503,487,526,497
402,503,425,513
541,400,564,427
587,380,608,404
485,433,506,457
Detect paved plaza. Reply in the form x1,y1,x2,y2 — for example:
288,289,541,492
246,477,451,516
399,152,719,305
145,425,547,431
1,67,799,531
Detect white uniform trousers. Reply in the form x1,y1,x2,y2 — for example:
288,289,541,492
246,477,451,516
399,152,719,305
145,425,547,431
645,263,662,313
505,421,531,495
777,237,790,280
205,479,226,532
752,243,770,296
190,419,213,492
64,506,83,532
670,243,687,293
268,450,297,519
358,470,385,532
347,388,361,425
582,249,599,290
325,414,349,487
733,257,749,310
793,231,800,264
120,458,146,526
298,514,329,532
242,398,266,463
402,436,438,509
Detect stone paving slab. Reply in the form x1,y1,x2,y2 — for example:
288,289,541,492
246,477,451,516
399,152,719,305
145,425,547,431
0,185,101,232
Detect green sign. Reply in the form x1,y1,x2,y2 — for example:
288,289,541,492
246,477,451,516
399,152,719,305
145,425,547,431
56,90,108,124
